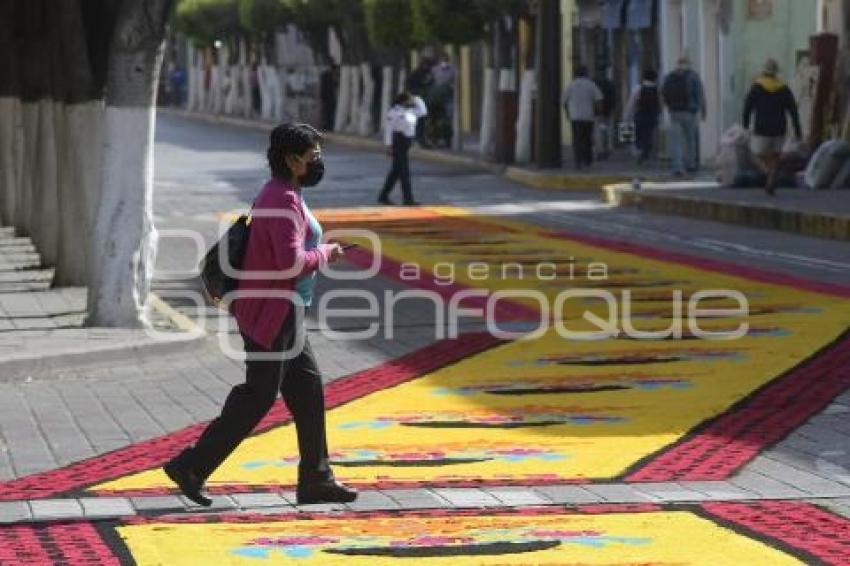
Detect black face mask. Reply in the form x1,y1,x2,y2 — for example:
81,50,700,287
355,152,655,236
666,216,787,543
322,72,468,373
299,157,325,187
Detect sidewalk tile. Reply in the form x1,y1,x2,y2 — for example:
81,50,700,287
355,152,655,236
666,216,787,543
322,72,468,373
181,495,236,511
384,488,451,509
729,471,809,499
80,497,135,518
345,490,400,511
585,484,660,503
431,488,501,508
0,501,31,523
532,485,602,504
633,482,712,502
131,496,187,512
484,488,550,506
748,458,850,496
682,481,758,500
29,499,82,520
231,493,289,509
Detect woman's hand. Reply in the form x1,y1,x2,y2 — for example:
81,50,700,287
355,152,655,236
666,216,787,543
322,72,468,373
326,243,345,263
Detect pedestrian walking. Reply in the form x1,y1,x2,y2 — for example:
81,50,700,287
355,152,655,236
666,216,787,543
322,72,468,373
625,69,662,164
742,58,803,195
378,92,427,206
563,65,603,169
661,56,706,176
164,123,357,507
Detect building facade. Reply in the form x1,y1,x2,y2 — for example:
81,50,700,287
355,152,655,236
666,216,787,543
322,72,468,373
662,0,820,162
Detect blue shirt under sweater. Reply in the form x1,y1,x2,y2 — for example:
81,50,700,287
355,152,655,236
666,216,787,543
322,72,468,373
295,199,322,307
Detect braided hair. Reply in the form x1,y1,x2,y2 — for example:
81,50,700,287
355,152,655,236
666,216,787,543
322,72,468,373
266,123,323,180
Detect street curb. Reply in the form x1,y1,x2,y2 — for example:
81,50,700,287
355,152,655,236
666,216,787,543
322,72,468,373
0,293,206,381
506,167,632,191
603,182,850,241
158,108,625,193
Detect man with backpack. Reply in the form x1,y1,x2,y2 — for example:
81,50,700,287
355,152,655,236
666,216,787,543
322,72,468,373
662,56,706,176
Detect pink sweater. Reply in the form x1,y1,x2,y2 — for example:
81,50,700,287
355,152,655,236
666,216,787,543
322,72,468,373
230,178,331,349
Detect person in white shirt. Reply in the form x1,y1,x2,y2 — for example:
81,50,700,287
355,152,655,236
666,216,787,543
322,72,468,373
562,65,603,169
378,92,427,206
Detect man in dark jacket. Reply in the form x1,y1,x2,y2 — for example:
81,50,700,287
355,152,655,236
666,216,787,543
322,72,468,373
743,58,802,194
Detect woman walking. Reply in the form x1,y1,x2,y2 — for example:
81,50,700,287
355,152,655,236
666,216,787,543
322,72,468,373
164,123,357,506
378,91,427,206
625,69,662,164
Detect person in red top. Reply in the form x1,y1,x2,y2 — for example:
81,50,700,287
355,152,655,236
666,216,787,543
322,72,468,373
164,123,357,506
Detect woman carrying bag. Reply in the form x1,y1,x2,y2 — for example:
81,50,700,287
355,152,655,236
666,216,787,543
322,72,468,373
164,123,357,506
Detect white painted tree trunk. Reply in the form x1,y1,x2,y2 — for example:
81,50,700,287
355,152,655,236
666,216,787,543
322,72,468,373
397,68,407,93
241,64,253,118
225,66,239,114
515,69,536,163
257,65,270,119
87,0,169,327
54,101,104,286
357,63,375,136
89,107,158,327
479,68,496,158
346,64,361,133
334,65,353,131
380,65,392,128
186,42,198,111
269,67,283,121
195,56,206,112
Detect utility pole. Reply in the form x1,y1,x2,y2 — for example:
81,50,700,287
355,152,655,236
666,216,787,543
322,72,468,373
535,0,561,168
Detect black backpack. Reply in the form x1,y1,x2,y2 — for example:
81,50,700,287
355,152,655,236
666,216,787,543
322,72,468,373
637,85,660,117
662,71,690,111
199,213,251,305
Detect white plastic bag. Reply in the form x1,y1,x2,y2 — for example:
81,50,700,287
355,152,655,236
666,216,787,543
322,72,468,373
803,139,850,190
716,125,752,187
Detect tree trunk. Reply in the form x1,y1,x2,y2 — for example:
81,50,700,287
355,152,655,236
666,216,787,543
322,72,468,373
87,0,173,328
357,62,375,135
451,46,463,151
346,65,361,133
535,0,561,168
334,65,353,131
186,41,198,111
515,68,535,163
479,67,496,157
380,65,392,131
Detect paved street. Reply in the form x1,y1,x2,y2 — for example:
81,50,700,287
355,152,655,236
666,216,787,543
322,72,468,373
1,113,849,564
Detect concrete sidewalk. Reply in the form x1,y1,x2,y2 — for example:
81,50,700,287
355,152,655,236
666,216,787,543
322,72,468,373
604,181,850,241
0,225,205,380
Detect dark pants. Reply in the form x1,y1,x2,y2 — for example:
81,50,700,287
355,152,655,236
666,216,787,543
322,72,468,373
571,120,595,167
180,311,331,485
379,133,414,203
634,115,658,161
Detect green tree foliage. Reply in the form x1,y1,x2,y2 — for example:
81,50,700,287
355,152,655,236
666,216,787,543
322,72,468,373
410,0,489,46
174,0,242,46
238,0,293,40
363,0,414,52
